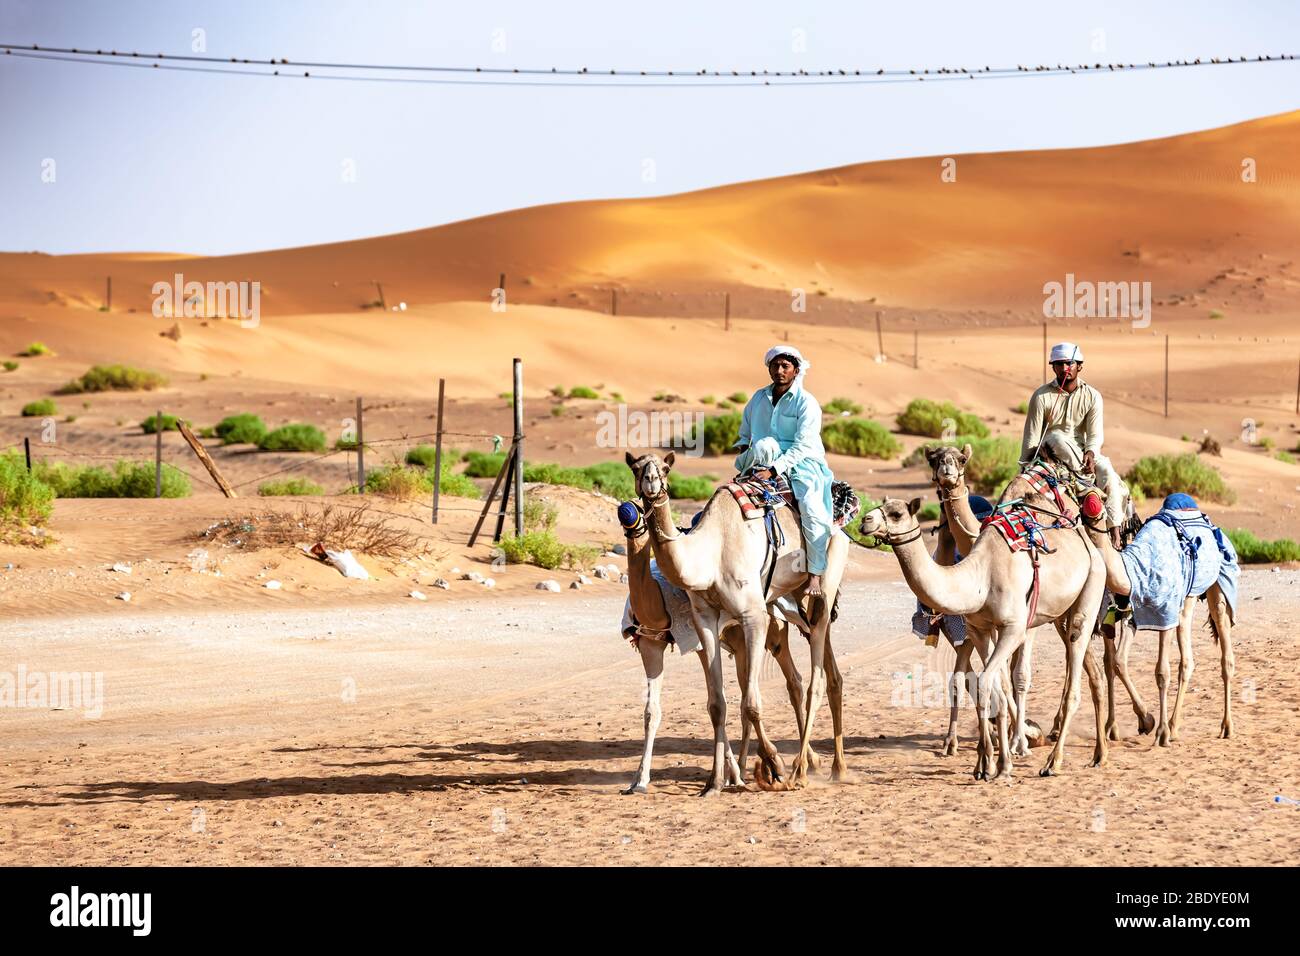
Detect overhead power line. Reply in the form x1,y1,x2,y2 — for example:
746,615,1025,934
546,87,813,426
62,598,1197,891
2,42,1297,87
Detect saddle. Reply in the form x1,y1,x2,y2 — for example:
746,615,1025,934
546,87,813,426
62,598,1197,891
1016,462,1080,521
724,472,796,520
983,506,1051,554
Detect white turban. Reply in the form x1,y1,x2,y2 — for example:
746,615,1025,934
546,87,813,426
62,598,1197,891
764,345,810,376
1049,342,1083,364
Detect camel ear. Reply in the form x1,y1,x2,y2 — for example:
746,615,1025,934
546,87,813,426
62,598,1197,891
907,496,923,516
625,452,637,469
961,442,972,462
663,451,675,471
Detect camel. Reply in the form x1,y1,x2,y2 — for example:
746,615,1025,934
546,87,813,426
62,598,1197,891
626,451,849,792
1080,515,1237,744
859,496,1107,779
618,500,814,793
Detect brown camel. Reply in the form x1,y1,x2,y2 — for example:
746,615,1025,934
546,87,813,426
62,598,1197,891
627,451,850,792
1080,516,1237,744
860,496,1108,780
618,500,814,793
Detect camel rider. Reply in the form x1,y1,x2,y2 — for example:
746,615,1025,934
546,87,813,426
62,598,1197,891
733,345,839,598
1020,342,1127,547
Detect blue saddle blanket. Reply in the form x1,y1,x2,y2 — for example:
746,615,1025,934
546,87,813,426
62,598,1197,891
1119,508,1239,631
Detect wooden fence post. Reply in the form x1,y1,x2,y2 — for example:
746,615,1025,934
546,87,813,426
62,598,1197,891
23,437,31,472
374,282,386,311
724,292,731,332
512,357,524,537
105,276,112,311
1164,335,1170,417
177,421,237,497
875,310,884,361
154,409,162,497
432,378,445,523
355,397,366,492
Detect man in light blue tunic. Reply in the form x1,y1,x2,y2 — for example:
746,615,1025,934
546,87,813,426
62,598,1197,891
732,345,839,598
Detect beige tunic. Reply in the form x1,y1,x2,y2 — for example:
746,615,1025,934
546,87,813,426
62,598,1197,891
1019,379,1104,464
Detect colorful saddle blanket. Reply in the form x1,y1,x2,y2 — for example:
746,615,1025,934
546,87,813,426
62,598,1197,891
983,506,1049,553
724,474,796,520
1017,463,1078,520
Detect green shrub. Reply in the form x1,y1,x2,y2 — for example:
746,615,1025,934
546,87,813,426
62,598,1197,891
523,498,559,533
258,478,324,496
609,391,625,403
140,413,189,434
212,413,266,445
699,394,716,405
258,423,327,453
36,460,190,498
21,342,51,357
1014,400,1029,415
57,364,167,394
549,385,566,398
824,396,863,416
3,361,17,372
1277,450,1296,465
523,461,592,490
895,398,989,439
21,399,56,417
405,445,467,468
692,412,743,456
1124,453,1235,505
364,460,481,500
845,493,890,551
1225,528,1300,564
496,529,600,570
568,386,599,400
918,502,941,522
728,391,749,405
821,419,901,458
667,472,716,500
579,461,636,500
0,454,55,542
1209,309,1225,320
551,404,566,417
464,451,508,477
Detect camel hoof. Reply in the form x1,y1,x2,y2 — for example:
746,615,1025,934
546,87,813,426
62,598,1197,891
1138,713,1156,736
940,737,958,757
1024,720,1047,747
806,749,821,772
1219,722,1233,739
1155,727,1171,747
1107,726,1121,742
830,764,851,784
1038,766,1057,777
621,783,649,795
698,784,723,798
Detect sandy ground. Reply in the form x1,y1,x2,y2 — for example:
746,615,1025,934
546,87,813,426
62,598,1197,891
1,111,1298,866
0,556,1296,866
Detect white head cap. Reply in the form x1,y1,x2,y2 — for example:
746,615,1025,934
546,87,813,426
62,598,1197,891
764,345,810,377
1050,342,1084,364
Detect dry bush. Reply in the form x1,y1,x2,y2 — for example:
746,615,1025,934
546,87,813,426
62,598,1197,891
200,502,431,558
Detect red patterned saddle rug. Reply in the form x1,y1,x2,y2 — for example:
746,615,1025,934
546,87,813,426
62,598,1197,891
983,507,1043,553
724,475,796,520
1018,463,1077,521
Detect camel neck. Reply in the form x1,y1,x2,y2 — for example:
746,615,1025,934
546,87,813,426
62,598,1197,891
625,533,672,632
941,479,982,554
644,495,712,591
891,531,990,617
1084,523,1131,595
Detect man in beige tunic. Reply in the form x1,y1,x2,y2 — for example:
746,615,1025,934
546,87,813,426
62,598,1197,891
1020,342,1127,546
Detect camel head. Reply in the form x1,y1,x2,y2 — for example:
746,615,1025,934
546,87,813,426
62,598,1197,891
925,443,972,492
625,451,675,503
857,496,923,545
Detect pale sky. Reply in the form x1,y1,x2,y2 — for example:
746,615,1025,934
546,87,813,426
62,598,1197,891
2,0,1298,255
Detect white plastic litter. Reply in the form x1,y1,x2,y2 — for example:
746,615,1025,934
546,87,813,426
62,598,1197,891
325,550,370,580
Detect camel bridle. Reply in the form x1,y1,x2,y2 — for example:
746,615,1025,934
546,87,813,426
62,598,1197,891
630,457,679,541
861,509,924,548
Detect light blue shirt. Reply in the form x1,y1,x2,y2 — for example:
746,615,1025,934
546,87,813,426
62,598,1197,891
737,380,827,477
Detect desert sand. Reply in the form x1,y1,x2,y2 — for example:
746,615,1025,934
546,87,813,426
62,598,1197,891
0,111,1297,865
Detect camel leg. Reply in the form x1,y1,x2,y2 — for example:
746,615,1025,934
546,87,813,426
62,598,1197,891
975,627,1022,782
1115,618,1155,734
1083,640,1109,767
1010,639,1034,757
1208,584,1236,739
1103,625,1121,741
823,633,848,781
772,625,819,771
690,606,731,795
1040,608,1092,776
726,636,750,787
1169,597,1196,739
1154,627,1173,747
739,603,786,788
943,638,976,756
791,619,829,788
622,638,667,794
